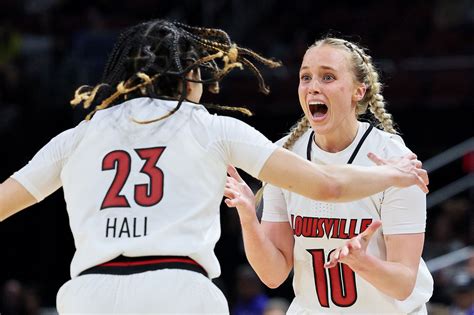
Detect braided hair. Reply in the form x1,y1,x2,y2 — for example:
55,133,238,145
311,37,397,134
255,37,398,206
70,19,281,121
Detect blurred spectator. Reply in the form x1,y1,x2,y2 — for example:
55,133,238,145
23,285,41,315
262,297,290,315
447,271,474,315
1,279,25,315
424,198,472,260
0,280,44,315
232,264,269,315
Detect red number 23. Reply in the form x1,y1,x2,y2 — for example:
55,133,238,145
100,147,166,209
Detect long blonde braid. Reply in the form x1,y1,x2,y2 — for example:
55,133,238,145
254,116,311,206
363,61,397,133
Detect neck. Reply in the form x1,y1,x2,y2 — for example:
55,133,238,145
314,119,359,153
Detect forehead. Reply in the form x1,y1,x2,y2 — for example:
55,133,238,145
300,44,351,72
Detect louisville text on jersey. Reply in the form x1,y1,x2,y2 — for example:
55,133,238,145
290,214,372,239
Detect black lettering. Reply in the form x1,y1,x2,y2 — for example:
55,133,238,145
106,218,117,238
133,218,141,237
118,218,131,238
144,216,148,236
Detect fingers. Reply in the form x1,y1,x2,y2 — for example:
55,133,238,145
223,186,242,208
324,250,339,268
415,173,429,194
227,165,244,183
367,152,385,166
360,220,382,242
324,221,382,270
414,159,422,168
404,152,417,160
339,246,349,259
224,197,237,208
223,187,240,199
417,168,429,185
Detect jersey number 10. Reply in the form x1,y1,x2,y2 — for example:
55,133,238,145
307,249,357,308
100,147,166,209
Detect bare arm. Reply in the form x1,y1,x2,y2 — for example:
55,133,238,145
225,166,293,288
0,178,37,222
325,221,424,300
240,220,294,288
258,148,428,202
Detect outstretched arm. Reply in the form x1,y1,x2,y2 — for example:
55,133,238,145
258,148,428,203
325,221,424,300
225,166,294,288
0,178,37,221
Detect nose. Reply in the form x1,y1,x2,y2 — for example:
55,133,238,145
309,79,321,94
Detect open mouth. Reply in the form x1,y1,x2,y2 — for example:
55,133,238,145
309,102,328,119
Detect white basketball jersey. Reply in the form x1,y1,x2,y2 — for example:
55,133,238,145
12,98,277,279
262,122,433,314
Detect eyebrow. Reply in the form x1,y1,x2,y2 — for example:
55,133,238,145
300,65,337,72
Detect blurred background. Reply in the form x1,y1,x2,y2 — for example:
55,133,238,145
0,0,472,314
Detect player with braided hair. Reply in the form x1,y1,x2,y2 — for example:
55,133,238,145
1,19,428,313
225,37,433,314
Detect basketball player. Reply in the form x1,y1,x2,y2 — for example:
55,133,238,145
225,38,433,314
0,20,428,314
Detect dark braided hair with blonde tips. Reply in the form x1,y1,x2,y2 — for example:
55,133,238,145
70,19,282,122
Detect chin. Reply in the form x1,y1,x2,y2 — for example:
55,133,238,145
309,121,332,135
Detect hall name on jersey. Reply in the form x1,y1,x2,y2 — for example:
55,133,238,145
105,216,148,238
290,214,372,239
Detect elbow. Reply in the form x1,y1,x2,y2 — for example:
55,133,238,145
266,282,282,289
261,277,285,289
394,279,416,301
395,290,412,301
317,175,343,202
257,270,289,289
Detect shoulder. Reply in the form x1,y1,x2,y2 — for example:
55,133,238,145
366,123,412,157
192,109,252,132
55,119,90,142
189,109,273,148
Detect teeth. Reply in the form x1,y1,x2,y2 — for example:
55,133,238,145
308,102,325,105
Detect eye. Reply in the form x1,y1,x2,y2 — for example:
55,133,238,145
300,74,311,81
322,74,335,81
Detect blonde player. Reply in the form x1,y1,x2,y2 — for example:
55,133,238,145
225,38,433,314
0,21,428,314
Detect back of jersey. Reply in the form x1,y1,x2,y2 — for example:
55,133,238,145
61,98,230,278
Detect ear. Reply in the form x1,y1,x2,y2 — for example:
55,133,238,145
352,83,366,102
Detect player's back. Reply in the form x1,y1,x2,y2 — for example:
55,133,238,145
59,97,275,278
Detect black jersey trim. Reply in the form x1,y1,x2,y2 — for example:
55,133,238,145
78,255,208,277
306,125,374,164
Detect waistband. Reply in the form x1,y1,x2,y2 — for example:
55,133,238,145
79,255,208,277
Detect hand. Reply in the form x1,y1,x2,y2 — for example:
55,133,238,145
224,165,257,224
368,152,429,193
324,220,382,269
